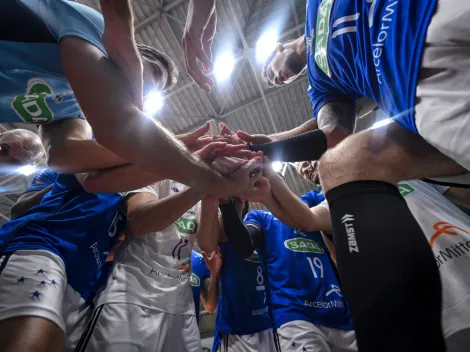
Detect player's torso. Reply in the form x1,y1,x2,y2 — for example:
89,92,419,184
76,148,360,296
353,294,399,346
0,173,125,300
217,242,271,335
306,0,437,120
102,181,200,314
399,180,470,337
258,212,353,329
0,0,105,124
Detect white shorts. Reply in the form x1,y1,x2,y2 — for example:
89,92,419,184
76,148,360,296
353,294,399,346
415,0,470,175
0,250,90,351
215,329,276,352
77,302,201,352
277,320,357,352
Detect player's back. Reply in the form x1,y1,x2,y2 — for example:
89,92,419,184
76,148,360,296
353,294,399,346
306,0,437,133
216,242,272,335
0,0,106,124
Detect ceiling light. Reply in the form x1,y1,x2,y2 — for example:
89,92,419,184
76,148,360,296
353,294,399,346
17,164,37,176
372,118,392,129
144,90,164,115
214,52,235,82
256,29,278,63
272,161,284,173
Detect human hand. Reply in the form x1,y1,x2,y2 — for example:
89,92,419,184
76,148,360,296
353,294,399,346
182,0,217,92
202,248,222,275
226,156,263,196
214,123,245,145
211,155,247,175
194,141,228,164
176,122,214,153
237,131,273,145
244,176,271,203
213,144,263,160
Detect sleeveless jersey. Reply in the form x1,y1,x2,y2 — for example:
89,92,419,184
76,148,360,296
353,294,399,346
305,0,438,134
25,168,58,193
215,241,272,336
190,250,210,323
97,180,201,316
244,209,353,330
0,0,106,124
0,169,125,302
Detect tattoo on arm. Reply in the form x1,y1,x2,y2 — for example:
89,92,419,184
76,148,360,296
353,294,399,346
317,101,356,133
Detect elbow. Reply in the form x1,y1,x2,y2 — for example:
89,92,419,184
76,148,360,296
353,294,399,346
204,303,217,314
46,145,71,173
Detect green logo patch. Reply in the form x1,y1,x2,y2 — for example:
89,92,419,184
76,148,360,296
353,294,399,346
190,273,200,287
398,184,416,198
11,78,54,124
284,238,325,254
315,0,335,77
174,217,198,234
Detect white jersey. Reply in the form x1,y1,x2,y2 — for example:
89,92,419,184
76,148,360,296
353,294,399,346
320,180,470,338
96,180,201,315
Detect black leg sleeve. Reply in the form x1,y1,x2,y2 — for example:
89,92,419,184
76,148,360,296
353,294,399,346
326,181,445,352
248,130,327,162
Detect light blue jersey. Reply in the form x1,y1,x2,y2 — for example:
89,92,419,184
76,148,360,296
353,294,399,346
0,0,106,124
305,0,438,134
0,169,125,302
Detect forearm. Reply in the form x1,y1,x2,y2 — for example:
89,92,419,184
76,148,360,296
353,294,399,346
262,192,298,229
268,119,318,141
82,164,158,193
197,199,220,253
47,138,128,174
268,173,318,229
202,274,220,313
128,187,203,236
100,0,133,32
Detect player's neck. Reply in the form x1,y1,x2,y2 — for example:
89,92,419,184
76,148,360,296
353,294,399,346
296,35,307,64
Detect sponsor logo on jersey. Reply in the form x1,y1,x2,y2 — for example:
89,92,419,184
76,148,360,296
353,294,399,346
171,187,179,193
325,284,343,297
284,237,325,254
342,214,359,253
174,217,198,234
190,273,200,287
294,228,308,237
315,0,335,77
427,221,470,268
304,299,344,309
11,78,54,124
244,249,261,263
430,222,469,248
398,183,416,198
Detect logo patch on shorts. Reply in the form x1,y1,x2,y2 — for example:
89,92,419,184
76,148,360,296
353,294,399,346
11,78,54,124
398,183,416,198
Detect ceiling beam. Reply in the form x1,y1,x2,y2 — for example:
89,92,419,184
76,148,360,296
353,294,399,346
135,0,187,32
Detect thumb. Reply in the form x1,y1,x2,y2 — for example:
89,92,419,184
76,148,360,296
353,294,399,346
199,142,227,159
237,130,254,143
201,251,210,262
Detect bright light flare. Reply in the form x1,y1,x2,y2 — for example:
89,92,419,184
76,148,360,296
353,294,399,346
272,161,284,173
17,164,37,176
214,52,235,82
144,91,164,115
372,118,392,129
256,29,278,63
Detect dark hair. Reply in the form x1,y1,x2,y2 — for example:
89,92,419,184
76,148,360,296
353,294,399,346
137,43,179,91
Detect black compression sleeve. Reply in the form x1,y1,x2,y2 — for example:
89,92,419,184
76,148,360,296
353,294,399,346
326,181,445,352
219,202,258,258
248,130,327,162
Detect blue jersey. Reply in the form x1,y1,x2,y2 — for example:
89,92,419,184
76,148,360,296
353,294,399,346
190,251,210,323
244,209,353,330
0,0,106,124
305,0,438,134
300,189,325,208
215,242,272,336
25,168,58,193
0,170,125,302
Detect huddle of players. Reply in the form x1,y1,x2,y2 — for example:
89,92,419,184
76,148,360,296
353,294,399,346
2,0,470,351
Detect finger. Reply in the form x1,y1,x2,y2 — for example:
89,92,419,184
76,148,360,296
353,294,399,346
218,149,253,159
190,122,210,139
199,142,227,157
236,130,254,143
202,39,214,72
201,251,209,261
193,37,213,70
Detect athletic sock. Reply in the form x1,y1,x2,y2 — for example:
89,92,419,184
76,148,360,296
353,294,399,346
248,130,327,162
326,181,446,352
